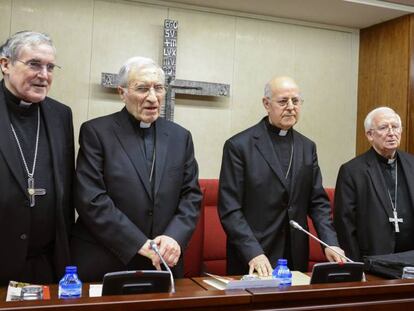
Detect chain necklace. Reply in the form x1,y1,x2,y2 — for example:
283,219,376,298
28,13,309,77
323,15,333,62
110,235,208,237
10,107,46,207
387,160,403,232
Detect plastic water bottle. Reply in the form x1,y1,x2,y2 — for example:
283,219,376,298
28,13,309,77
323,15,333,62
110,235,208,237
272,258,292,288
58,266,82,299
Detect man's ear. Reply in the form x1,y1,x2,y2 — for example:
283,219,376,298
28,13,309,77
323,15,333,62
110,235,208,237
366,130,374,142
262,97,270,112
117,86,126,101
0,57,10,75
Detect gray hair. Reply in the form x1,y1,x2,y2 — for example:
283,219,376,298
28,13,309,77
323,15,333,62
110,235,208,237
0,31,55,61
118,56,165,87
364,107,402,132
264,82,272,98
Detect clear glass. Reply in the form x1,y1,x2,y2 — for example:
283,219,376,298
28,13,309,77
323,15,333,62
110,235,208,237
402,266,414,279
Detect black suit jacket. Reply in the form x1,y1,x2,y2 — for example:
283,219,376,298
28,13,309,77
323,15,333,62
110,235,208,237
0,88,74,285
71,108,202,281
219,118,338,274
334,148,414,261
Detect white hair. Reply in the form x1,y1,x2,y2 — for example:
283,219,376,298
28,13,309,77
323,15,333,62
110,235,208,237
0,31,55,61
364,107,402,132
117,56,165,87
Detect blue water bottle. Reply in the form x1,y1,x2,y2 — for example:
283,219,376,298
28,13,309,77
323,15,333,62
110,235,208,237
58,266,82,299
272,259,292,288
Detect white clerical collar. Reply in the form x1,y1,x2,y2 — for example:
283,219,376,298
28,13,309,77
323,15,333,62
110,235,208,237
19,100,32,108
140,121,151,128
279,129,288,136
387,157,396,164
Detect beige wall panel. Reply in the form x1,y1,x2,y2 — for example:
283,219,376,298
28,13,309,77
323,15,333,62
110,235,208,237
88,0,167,120
168,8,235,178
10,0,94,142
293,27,359,187
0,0,11,43
232,17,358,186
231,18,296,135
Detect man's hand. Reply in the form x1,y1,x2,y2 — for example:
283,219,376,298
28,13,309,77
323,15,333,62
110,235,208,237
153,235,181,267
137,239,161,270
248,254,273,277
325,246,346,263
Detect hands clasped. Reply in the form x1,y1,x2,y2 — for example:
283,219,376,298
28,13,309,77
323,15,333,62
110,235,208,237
138,235,181,270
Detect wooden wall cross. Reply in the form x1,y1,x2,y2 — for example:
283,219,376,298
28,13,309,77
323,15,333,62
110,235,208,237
101,19,230,121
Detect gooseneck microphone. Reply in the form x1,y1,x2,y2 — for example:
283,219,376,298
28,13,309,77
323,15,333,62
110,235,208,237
150,240,176,293
289,220,354,263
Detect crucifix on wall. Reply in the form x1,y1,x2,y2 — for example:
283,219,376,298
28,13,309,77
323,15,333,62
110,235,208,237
101,19,230,121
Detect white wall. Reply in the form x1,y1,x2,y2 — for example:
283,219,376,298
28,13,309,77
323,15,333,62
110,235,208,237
0,0,359,186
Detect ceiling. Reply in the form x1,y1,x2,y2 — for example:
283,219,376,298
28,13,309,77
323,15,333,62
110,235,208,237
164,0,414,29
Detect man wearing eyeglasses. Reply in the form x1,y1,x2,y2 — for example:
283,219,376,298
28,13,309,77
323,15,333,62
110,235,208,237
71,56,202,281
0,31,74,285
334,107,414,261
219,76,344,276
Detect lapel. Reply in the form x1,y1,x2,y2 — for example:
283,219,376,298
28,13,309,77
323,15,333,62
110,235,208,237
365,148,394,218
397,151,414,212
253,120,288,190
0,87,27,195
113,108,153,199
154,118,169,196
41,99,64,200
289,130,303,193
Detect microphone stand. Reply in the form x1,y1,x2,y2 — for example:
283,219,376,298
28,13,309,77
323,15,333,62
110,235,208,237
150,241,176,293
289,220,366,282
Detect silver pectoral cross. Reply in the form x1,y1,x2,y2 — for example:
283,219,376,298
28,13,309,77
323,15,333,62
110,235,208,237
389,210,403,233
27,177,46,207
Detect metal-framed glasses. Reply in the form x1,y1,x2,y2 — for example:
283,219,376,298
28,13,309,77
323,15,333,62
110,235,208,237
371,124,402,135
15,59,61,73
128,84,166,96
268,96,303,108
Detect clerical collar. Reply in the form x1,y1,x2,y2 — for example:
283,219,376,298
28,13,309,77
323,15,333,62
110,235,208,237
2,80,36,108
265,117,291,136
374,148,398,165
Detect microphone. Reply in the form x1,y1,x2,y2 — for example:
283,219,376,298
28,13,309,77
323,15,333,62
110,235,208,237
289,220,366,281
289,220,353,262
150,240,176,293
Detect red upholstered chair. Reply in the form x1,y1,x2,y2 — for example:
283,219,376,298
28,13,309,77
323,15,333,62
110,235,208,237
183,187,205,277
199,179,227,275
307,187,335,271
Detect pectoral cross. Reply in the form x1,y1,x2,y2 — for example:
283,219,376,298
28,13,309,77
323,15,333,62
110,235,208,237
27,177,46,207
389,210,403,233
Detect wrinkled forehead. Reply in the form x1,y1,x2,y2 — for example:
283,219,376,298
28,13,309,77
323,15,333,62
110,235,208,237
372,112,400,126
127,66,163,85
18,43,56,61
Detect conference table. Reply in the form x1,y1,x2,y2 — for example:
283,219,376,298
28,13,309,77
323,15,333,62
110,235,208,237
1,275,414,310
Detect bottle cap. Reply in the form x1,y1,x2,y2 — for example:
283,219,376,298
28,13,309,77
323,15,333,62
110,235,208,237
65,266,77,273
277,258,287,265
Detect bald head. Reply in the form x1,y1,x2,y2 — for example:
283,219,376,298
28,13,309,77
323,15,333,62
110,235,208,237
263,76,302,130
264,76,299,99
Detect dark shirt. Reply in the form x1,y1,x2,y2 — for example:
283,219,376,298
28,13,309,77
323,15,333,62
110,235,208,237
376,151,414,252
2,82,56,272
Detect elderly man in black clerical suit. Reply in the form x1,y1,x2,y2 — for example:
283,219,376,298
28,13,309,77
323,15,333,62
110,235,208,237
71,56,202,282
0,31,74,285
334,107,414,262
218,76,344,276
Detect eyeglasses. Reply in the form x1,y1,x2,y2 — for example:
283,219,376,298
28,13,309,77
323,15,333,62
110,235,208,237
15,59,61,73
268,96,303,108
371,125,402,134
128,84,166,96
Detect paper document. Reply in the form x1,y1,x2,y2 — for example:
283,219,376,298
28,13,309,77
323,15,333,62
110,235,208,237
203,271,310,290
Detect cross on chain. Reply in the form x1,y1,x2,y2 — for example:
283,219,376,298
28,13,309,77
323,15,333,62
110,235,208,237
389,210,403,233
27,176,46,207
101,19,230,121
